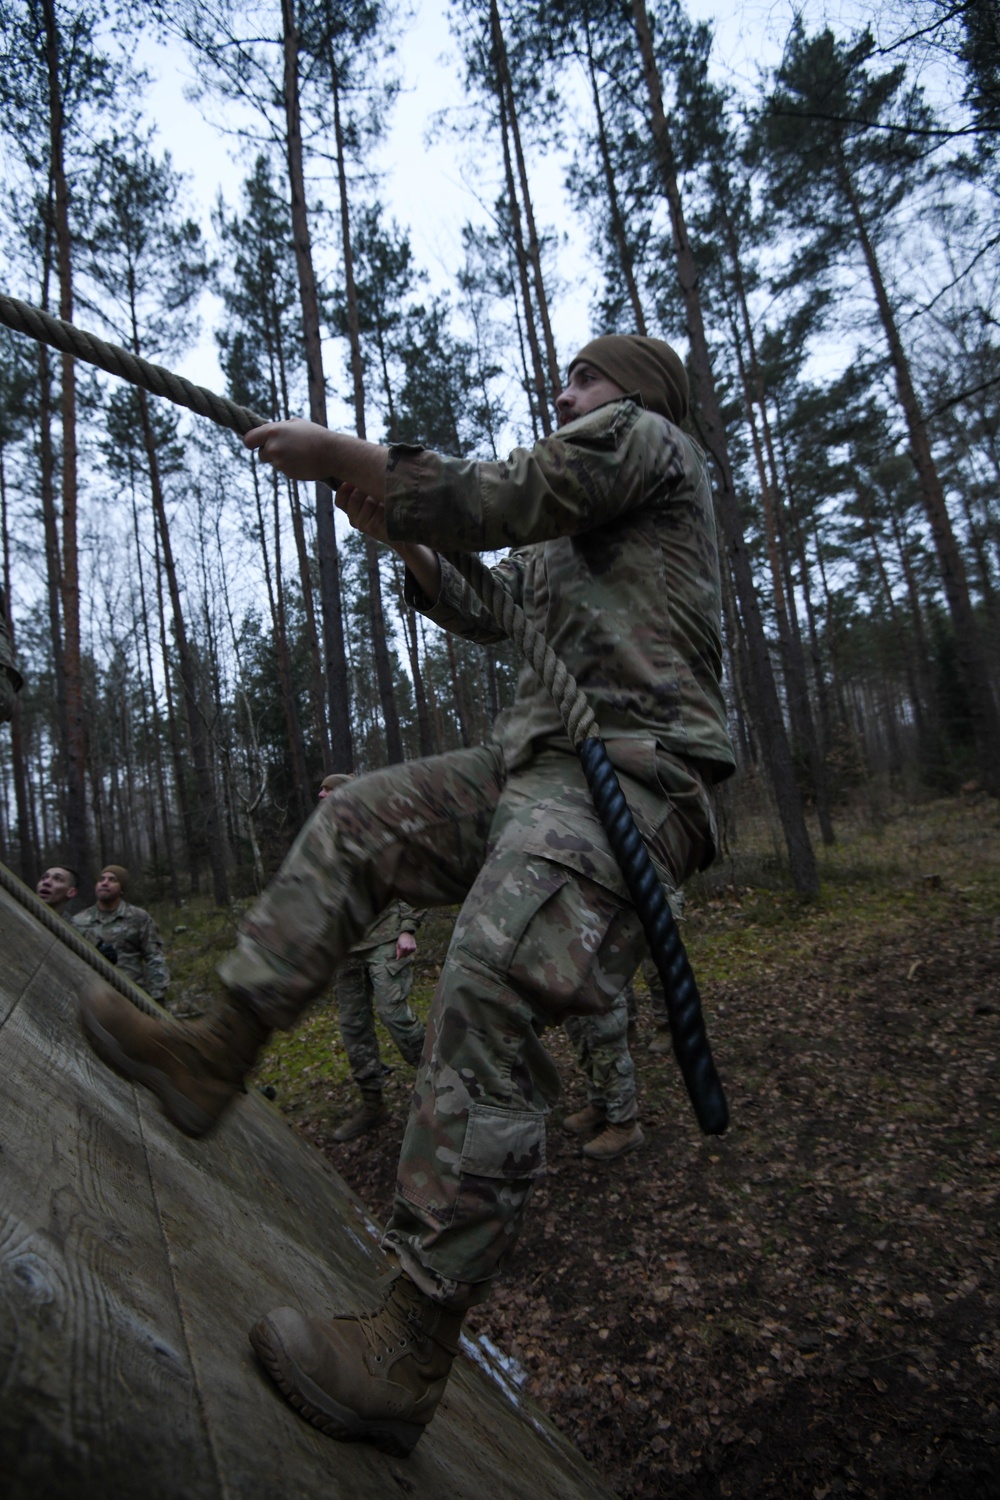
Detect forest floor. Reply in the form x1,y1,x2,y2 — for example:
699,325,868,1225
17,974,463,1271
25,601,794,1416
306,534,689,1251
163,794,1000,1499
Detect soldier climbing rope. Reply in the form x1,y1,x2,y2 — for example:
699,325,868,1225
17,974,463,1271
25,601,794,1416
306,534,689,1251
0,289,727,1135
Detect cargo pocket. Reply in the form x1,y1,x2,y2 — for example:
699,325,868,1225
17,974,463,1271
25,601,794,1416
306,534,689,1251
460,1100,547,1181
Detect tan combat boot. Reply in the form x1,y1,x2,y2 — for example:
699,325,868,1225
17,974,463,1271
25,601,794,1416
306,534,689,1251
249,1272,463,1456
648,1024,672,1056
79,979,271,1137
562,1102,606,1137
332,1090,388,1142
582,1118,645,1161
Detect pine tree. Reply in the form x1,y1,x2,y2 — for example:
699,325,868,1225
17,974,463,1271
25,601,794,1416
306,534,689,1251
761,21,1000,793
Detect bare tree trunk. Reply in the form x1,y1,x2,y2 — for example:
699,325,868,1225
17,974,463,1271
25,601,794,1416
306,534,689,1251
489,0,561,404
1,451,35,879
330,59,403,764
134,380,229,901
488,13,551,434
271,307,331,767
446,634,472,749
631,0,818,895
583,13,647,335
36,235,72,813
281,0,352,769
43,0,88,878
855,485,928,752
839,157,1000,793
250,459,309,820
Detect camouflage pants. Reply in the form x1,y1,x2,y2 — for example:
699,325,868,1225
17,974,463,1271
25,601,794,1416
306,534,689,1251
636,957,670,1028
335,943,424,1091
564,981,637,1122
218,743,713,1309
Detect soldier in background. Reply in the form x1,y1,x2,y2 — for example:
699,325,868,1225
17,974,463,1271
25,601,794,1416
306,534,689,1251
0,585,23,725
563,886,684,1158
318,774,426,1142
74,865,169,1003
36,865,80,917
563,978,644,1160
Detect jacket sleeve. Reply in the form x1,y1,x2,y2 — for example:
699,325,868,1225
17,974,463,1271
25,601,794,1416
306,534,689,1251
384,402,655,553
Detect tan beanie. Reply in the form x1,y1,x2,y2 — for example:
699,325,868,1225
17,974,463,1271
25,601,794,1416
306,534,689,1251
320,773,354,794
101,864,129,891
568,335,689,424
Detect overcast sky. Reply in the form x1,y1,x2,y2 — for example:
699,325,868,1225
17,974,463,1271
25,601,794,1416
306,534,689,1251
137,0,849,429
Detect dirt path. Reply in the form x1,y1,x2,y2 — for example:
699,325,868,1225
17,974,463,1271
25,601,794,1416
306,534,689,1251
261,803,1000,1497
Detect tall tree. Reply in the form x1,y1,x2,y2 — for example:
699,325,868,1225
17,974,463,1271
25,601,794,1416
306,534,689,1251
0,0,122,875
761,22,1000,793
81,136,234,901
627,0,820,894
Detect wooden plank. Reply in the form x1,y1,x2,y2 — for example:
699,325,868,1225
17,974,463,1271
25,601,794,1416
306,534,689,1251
0,923,221,1500
143,1090,617,1499
1,882,617,1500
0,884,55,1027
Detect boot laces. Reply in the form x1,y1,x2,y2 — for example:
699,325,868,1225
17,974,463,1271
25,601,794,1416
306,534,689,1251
359,1298,423,1365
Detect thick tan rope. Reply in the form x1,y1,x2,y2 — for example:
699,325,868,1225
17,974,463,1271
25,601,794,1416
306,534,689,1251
0,294,265,437
443,550,598,745
0,292,601,749
0,858,162,1017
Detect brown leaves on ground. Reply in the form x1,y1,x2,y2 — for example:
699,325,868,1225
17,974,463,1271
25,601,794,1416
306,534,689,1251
275,807,1000,1499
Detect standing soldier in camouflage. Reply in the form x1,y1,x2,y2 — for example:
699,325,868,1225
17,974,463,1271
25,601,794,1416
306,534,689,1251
563,889,683,1159
318,774,425,1142
562,977,644,1160
0,585,23,725
81,334,735,1457
74,865,169,1003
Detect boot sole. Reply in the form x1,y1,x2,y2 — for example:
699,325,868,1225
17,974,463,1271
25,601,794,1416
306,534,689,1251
79,1002,218,1139
249,1316,424,1458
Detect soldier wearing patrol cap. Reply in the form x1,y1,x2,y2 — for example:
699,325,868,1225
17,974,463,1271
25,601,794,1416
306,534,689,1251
74,865,170,1003
81,333,734,1457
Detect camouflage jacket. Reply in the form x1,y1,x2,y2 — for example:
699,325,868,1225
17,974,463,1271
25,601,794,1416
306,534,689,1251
0,587,23,725
388,400,735,784
73,899,170,1001
351,898,423,955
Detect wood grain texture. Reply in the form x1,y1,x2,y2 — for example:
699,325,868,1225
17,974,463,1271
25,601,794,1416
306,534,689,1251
1,880,617,1500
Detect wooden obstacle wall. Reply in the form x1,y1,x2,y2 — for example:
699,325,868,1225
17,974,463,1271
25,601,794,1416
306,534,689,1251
0,879,616,1500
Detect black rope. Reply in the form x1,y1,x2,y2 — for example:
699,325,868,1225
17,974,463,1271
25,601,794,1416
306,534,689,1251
578,737,728,1135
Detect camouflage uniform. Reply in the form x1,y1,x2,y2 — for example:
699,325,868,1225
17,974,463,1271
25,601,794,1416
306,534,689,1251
566,883,683,1101
219,399,734,1308
335,899,425,1089
73,900,170,1002
0,587,23,725
564,980,637,1123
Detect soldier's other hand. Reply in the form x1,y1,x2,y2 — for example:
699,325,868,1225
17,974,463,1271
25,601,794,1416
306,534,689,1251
396,931,417,961
96,938,119,965
336,482,389,546
244,419,336,482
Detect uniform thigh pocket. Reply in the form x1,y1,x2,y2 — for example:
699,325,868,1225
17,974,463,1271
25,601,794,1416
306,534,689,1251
460,1101,547,1180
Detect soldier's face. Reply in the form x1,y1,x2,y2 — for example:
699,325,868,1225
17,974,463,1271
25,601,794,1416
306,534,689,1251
37,867,77,905
96,872,122,904
555,362,627,427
